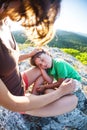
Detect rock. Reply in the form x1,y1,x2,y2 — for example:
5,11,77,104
1,47,87,130
0,106,87,130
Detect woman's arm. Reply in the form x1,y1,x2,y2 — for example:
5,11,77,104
19,48,40,62
0,78,75,112
19,53,31,62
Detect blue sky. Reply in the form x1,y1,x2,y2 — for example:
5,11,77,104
11,0,87,35
54,0,87,34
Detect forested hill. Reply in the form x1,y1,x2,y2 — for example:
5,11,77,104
12,30,27,44
48,30,87,52
12,30,87,52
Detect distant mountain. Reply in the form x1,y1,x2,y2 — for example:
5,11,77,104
12,30,87,52
12,30,27,44
77,32,87,37
48,30,87,52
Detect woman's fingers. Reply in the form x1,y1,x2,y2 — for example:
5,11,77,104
59,78,76,95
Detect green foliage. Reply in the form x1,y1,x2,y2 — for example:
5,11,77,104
62,48,87,65
25,40,35,47
18,41,35,50
12,30,27,44
76,53,87,65
61,48,80,57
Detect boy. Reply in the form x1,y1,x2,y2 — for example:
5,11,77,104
30,49,82,94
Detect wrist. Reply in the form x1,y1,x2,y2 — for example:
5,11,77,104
28,53,32,58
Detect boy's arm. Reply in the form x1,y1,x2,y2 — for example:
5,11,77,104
37,78,65,93
40,68,53,84
44,78,65,89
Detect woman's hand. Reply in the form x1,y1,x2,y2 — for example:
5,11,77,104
59,78,76,96
18,48,41,62
29,48,43,57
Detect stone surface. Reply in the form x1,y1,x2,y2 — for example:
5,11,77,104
0,47,87,130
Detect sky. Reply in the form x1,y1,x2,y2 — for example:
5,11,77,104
54,0,87,34
10,0,87,35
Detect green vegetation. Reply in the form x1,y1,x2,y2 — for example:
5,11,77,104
61,48,87,65
48,30,87,52
12,30,27,44
48,30,87,65
18,41,35,50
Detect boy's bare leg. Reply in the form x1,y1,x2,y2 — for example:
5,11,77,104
32,76,45,95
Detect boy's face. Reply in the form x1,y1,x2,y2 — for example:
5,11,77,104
35,53,52,69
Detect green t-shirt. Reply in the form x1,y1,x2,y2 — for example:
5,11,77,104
47,59,81,81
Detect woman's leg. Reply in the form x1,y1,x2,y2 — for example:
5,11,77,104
44,88,55,94
26,94,78,117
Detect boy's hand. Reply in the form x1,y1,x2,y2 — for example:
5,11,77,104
37,86,46,93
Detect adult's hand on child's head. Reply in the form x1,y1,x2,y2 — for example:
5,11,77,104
30,47,44,57
59,78,76,95
29,48,40,57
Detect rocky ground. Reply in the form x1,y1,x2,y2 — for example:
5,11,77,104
0,47,87,130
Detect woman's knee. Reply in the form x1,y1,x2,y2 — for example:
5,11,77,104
70,95,78,107
44,89,54,94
